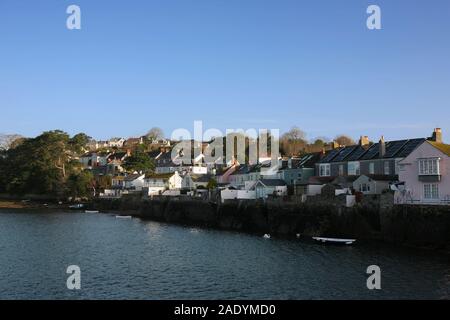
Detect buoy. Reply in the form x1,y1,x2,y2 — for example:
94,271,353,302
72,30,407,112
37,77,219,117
296,233,301,238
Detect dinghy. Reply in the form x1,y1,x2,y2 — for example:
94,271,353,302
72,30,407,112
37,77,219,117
116,215,132,219
69,204,84,210
85,210,99,214
312,237,356,245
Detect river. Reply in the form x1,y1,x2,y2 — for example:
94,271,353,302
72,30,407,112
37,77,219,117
0,211,449,299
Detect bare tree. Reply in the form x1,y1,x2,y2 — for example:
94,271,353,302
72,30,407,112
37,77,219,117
146,127,165,140
335,135,355,146
280,127,307,156
0,134,24,150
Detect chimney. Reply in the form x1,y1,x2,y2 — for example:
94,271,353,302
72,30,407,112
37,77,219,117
359,135,370,147
379,136,386,158
431,128,443,143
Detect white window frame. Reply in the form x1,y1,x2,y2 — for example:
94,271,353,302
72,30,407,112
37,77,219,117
418,158,440,176
369,162,375,175
348,161,360,176
319,164,331,177
424,183,439,199
384,161,390,175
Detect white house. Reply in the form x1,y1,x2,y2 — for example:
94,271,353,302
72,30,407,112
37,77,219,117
181,174,211,190
254,179,288,199
124,173,146,191
352,174,396,195
143,172,182,195
396,138,450,205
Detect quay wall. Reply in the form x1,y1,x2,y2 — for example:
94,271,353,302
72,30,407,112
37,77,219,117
93,194,450,250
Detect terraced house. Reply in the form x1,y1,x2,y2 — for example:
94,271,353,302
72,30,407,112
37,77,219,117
315,129,444,179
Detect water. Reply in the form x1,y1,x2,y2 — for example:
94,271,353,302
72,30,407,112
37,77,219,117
0,211,449,299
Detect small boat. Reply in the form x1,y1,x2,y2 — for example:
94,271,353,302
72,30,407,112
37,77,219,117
116,215,132,219
312,237,356,245
263,234,271,239
69,204,84,210
296,233,301,238
85,210,99,214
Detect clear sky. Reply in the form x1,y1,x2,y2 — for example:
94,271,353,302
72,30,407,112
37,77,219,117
1,0,449,142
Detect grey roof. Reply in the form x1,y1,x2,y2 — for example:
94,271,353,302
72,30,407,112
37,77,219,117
258,179,287,187
318,138,426,163
124,174,143,181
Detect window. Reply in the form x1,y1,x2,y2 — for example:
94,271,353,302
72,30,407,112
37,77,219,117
348,162,360,176
384,161,390,175
338,165,344,176
419,158,440,175
369,162,375,174
319,164,331,177
359,183,371,192
424,184,439,199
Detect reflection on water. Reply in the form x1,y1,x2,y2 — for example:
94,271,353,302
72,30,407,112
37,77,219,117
0,212,449,299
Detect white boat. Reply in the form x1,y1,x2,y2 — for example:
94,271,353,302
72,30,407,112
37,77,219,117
116,215,132,219
85,210,99,214
263,234,271,239
312,237,356,245
69,204,84,210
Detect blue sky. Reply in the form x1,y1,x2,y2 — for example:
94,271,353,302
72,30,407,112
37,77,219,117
1,0,449,142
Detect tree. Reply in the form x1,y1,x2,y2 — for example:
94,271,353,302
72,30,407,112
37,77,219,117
206,178,217,190
0,134,24,151
69,133,91,154
146,127,164,141
280,127,307,156
0,130,77,197
66,171,94,199
123,146,155,173
335,135,355,146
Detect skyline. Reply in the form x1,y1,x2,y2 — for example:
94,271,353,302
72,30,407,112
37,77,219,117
1,0,450,142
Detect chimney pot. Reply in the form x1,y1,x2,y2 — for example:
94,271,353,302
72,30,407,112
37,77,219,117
431,128,443,143
359,135,370,147
379,136,386,158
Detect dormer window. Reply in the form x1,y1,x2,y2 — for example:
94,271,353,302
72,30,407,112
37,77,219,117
418,158,440,175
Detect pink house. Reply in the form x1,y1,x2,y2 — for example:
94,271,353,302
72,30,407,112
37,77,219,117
396,131,450,205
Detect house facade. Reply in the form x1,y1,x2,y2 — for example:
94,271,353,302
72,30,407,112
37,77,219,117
396,139,450,205
143,172,182,195
316,136,427,179
353,174,395,195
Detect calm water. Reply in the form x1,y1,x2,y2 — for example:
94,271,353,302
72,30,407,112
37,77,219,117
0,211,449,300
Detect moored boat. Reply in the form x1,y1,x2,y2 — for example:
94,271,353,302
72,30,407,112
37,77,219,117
69,204,84,210
312,237,356,245
116,215,132,219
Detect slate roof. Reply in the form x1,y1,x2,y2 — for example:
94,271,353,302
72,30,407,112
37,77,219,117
318,138,426,163
124,173,144,181
257,179,287,187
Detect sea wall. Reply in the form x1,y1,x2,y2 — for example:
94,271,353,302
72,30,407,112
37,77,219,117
93,194,450,250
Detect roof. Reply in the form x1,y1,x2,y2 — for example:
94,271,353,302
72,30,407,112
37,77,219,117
108,152,128,161
358,174,398,182
124,173,144,181
257,179,287,187
189,174,212,183
145,173,174,180
291,152,322,168
318,138,426,163
428,141,450,157
300,176,335,185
